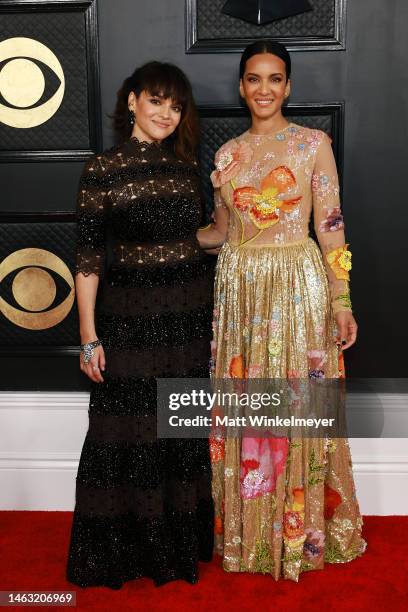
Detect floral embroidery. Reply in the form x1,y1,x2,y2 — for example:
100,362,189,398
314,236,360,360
233,166,302,229
229,354,248,378
326,244,352,280
240,438,288,500
292,486,305,511
325,438,337,453
307,349,326,376
211,140,253,188
303,529,325,562
268,339,282,357
214,515,223,535
309,369,325,379
335,292,352,310
209,433,225,462
308,448,325,485
312,169,339,202
283,511,304,539
319,207,344,233
307,129,324,154
248,364,262,377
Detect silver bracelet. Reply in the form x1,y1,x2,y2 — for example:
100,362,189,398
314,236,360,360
80,339,102,364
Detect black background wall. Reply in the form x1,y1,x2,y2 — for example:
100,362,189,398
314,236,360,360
1,0,407,389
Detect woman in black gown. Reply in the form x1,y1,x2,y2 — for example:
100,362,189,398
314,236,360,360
66,61,214,589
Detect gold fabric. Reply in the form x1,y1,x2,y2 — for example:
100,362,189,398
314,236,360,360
211,124,366,581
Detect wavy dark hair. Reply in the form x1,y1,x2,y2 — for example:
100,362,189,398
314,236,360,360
111,61,200,162
239,40,291,82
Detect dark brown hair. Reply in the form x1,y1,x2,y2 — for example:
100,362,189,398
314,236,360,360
240,40,291,82
111,61,200,162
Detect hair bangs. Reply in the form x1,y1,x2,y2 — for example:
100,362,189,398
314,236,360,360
137,65,189,109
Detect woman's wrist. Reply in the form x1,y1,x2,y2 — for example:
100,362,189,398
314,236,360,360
197,226,225,249
80,329,98,343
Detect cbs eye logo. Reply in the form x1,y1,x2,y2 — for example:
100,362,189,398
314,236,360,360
0,249,74,330
0,37,65,129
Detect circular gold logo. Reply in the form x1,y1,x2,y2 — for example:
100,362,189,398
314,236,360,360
0,37,65,129
0,249,74,330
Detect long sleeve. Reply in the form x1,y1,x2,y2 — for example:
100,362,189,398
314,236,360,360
312,132,352,314
75,155,110,277
214,187,228,211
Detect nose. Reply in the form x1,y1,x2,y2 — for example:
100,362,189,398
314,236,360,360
258,81,271,95
159,104,171,119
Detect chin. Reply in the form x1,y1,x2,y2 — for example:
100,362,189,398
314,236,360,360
251,105,280,119
152,127,174,140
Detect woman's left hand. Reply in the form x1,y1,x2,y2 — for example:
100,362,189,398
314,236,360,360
335,311,358,350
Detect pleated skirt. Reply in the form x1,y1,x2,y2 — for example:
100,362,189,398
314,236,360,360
211,237,366,581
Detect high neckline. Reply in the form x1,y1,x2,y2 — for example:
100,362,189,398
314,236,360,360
128,135,164,148
245,122,296,139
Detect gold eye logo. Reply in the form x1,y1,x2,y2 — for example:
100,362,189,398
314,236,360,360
0,37,65,129
0,249,74,330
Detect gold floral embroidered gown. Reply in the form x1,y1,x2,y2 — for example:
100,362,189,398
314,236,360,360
210,123,366,581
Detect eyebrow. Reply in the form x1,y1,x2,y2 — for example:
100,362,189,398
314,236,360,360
246,72,284,78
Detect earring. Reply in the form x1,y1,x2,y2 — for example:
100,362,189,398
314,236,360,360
128,108,135,125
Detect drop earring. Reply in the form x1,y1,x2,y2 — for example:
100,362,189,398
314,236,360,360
128,108,135,125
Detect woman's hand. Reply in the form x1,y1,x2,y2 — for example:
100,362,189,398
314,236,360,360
80,343,106,383
335,311,358,351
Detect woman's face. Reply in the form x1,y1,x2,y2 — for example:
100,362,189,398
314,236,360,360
239,53,290,121
128,90,182,142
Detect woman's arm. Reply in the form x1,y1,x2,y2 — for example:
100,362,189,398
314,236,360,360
312,132,357,350
197,188,229,250
75,157,109,381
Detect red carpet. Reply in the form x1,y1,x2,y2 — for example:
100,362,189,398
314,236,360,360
1,513,407,611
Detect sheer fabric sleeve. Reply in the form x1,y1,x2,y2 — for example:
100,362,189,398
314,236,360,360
75,156,109,278
214,187,228,211
312,132,352,314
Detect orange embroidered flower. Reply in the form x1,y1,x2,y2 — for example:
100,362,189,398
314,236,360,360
233,166,302,229
283,510,304,539
292,487,305,512
214,516,224,535
229,354,248,378
326,244,352,280
211,141,253,188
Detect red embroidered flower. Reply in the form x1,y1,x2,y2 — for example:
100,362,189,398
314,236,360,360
324,484,342,519
283,510,304,539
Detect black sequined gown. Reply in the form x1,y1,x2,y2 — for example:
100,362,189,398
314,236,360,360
66,137,214,589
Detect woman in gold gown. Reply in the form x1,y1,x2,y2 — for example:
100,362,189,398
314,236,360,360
197,40,366,581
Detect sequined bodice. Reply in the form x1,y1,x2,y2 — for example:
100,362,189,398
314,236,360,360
213,123,352,314
75,137,203,276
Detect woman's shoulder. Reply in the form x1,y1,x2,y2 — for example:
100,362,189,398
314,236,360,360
214,132,247,155
289,122,329,144
81,142,125,177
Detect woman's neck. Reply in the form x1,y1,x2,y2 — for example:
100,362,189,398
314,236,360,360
131,124,161,144
249,113,290,136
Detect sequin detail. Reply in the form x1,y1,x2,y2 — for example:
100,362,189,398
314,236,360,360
211,125,365,581
68,136,214,589
215,125,352,313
